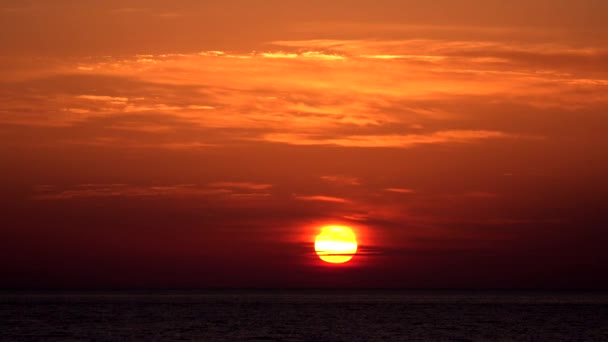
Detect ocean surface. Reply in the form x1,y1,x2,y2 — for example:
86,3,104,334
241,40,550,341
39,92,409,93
2,291,608,341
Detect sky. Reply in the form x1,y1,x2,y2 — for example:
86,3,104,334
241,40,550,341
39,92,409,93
1,0,607,289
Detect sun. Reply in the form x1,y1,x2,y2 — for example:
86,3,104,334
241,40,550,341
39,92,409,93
314,225,358,264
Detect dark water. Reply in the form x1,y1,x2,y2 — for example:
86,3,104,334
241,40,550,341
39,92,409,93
2,291,608,341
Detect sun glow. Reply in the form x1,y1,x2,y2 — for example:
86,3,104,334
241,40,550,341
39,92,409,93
314,225,358,264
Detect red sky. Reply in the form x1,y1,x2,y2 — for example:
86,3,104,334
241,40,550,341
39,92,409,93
1,0,607,289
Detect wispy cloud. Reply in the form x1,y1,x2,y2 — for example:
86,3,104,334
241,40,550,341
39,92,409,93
111,7,182,19
208,182,273,190
33,184,222,200
294,195,351,203
111,8,148,14
77,95,129,104
32,183,271,200
1,37,605,150
320,175,361,186
262,130,513,148
385,188,415,194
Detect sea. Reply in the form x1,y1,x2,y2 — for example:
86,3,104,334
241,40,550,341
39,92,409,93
1,291,607,341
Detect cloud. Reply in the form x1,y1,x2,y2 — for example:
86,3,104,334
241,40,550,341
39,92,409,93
320,175,361,186
341,213,370,221
59,136,216,150
154,142,215,149
106,123,174,133
77,95,129,104
33,184,218,200
260,52,299,59
111,7,182,19
0,37,605,150
208,182,273,190
32,183,270,200
158,12,182,19
385,188,415,194
262,130,513,148
294,195,351,203
111,8,148,14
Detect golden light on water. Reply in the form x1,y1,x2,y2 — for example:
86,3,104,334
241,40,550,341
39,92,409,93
314,225,358,264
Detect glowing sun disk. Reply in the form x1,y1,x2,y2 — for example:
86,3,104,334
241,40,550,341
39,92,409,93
314,225,358,264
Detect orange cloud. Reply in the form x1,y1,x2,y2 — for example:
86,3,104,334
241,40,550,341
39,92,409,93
320,175,361,186
294,195,351,203
32,183,271,200
385,188,415,194
32,184,227,200
208,182,273,190
262,130,512,148
1,37,605,151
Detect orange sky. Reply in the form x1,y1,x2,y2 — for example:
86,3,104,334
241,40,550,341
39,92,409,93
1,0,607,289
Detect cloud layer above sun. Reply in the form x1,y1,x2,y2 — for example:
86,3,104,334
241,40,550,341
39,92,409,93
2,38,606,151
